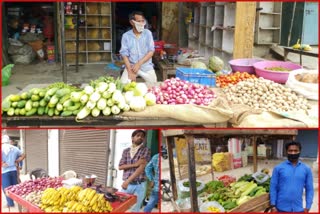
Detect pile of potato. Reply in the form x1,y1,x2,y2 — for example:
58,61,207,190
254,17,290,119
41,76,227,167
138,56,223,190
295,73,318,84
223,77,311,112
24,191,43,207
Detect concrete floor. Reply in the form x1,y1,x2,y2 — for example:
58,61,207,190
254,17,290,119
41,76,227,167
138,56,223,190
161,157,319,212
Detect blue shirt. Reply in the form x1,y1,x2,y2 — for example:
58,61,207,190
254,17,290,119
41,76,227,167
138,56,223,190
119,29,155,72
2,146,22,174
270,160,314,212
145,154,159,192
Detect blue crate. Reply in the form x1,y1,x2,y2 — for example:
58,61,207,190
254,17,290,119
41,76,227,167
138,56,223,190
176,67,216,87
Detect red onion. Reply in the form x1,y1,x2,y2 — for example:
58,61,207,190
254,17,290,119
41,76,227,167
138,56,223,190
148,78,216,106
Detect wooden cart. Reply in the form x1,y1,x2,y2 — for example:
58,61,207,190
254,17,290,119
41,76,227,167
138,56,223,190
229,193,271,212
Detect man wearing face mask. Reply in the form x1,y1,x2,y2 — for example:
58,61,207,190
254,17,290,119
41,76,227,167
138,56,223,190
119,11,157,84
119,130,151,212
270,141,314,213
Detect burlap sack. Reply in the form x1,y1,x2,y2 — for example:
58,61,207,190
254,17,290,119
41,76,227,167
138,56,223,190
122,97,233,124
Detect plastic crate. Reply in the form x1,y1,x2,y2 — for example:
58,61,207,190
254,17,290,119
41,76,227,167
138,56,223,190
176,67,216,87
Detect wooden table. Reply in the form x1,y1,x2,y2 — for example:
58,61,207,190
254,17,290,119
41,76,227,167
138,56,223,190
283,46,318,65
6,191,136,212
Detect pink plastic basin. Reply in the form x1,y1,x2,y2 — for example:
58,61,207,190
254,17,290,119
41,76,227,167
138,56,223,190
253,61,302,84
229,58,263,74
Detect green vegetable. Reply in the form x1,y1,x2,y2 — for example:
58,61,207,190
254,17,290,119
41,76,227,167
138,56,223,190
61,111,73,117
10,94,21,102
31,94,40,101
48,108,55,116
7,108,15,116
26,108,37,116
183,181,201,188
49,95,59,106
11,102,18,108
19,108,26,116
45,87,59,97
209,56,224,72
2,97,12,112
91,107,100,117
17,100,27,108
59,94,71,104
20,92,28,100
223,201,237,210
66,102,81,111
25,100,33,111
236,195,251,206
37,107,45,115
55,88,71,98
254,188,266,197
76,107,91,120
191,61,207,69
32,101,39,108
97,98,107,110
14,109,20,116
240,182,257,197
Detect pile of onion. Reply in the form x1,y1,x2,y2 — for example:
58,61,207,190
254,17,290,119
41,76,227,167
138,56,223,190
149,78,215,105
5,177,63,197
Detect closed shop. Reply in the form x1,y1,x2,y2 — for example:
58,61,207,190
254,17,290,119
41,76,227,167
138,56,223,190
24,130,48,173
59,130,110,186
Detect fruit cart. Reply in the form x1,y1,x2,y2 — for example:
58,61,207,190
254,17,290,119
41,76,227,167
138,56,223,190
6,190,136,213
162,129,297,212
229,193,270,212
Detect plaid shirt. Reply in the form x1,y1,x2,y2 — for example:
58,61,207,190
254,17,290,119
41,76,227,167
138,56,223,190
145,154,159,192
119,145,151,182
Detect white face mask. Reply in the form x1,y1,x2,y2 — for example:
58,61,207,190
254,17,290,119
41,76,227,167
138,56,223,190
132,20,145,33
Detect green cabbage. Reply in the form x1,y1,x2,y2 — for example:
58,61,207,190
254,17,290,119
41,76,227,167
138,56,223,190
191,61,207,69
209,56,224,72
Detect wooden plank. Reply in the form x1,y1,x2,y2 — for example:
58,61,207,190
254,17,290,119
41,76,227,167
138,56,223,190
162,129,298,137
253,136,258,172
186,134,199,212
233,2,256,59
230,193,270,212
167,136,178,200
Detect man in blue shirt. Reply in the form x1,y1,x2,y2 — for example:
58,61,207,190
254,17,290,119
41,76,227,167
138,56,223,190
144,153,159,212
2,135,26,211
270,141,314,212
119,11,157,84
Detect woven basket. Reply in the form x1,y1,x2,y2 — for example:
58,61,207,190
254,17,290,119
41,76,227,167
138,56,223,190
88,53,102,62
101,3,111,14
101,17,110,26
87,29,99,39
102,29,110,39
88,42,101,51
65,29,85,39
65,41,86,52
86,3,98,14
86,16,99,27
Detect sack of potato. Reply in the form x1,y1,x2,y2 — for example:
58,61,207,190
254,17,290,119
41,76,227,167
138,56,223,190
286,69,318,100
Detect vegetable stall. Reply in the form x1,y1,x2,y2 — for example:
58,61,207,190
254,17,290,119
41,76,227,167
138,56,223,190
2,57,318,127
162,129,298,212
5,176,136,213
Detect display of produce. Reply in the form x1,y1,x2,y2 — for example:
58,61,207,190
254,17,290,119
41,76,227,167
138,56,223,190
295,73,318,83
222,77,311,112
149,78,216,105
264,66,292,72
216,72,256,88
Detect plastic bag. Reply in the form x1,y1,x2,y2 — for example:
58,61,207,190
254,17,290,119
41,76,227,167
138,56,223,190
9,45,36,64
252,172,269,184
2,64,14,86
176,197,203,212
200,201,225,212
177,179,205,199
285,69,318,100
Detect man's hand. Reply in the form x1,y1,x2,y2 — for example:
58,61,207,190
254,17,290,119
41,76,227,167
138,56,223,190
2,162,9,168
134,158,147,167
132,61,142,74
121,181,130,190
271,207,277,212
304,208,309,213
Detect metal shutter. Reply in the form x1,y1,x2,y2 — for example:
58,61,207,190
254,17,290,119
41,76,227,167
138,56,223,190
25,130,48,173
59,130,110,186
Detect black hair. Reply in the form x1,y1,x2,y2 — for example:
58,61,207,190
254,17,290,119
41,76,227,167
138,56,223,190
285,141,302,151
129,11,145,21
132,129,146,138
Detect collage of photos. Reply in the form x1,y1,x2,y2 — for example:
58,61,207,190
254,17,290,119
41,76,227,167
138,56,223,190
1,1,319,214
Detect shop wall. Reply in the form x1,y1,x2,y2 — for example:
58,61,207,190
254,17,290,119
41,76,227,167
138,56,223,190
296,130,318,158
161,2,179,44
48,130,59,177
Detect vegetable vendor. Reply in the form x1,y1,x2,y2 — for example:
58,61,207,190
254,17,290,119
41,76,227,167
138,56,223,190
119,130,151,212
270,141,314,212
119,11,157,84
2,132,26,212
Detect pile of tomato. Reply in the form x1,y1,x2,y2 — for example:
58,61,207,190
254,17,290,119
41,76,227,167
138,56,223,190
216,71,256,88
217,175,237,187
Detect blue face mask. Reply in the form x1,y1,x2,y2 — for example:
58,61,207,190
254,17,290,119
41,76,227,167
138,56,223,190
288,153,300,161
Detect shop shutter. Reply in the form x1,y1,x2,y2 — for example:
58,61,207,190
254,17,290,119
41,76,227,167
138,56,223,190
25,130,48,173
59,130,110,186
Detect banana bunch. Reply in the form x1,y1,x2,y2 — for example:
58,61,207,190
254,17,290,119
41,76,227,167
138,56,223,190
77,188,113,212
292,39,312,51
40,188,62,207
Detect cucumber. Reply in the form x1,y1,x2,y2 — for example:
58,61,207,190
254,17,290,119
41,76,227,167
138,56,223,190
26,108,37,116
9,94,21,102
61,111,73,117
49,95,59,106
25,100,33,111
31,94,40,101
59,94,71,104
72,109,80,116
11,102,18,108
63,99,74,107
32,101,39,108
54,109,60,116
56,103,63,111
39,99,47,107
20,92,28,100
7,108,15,116
37,106,45,115
39,90,47,98
19,108,26,116
48,108,55,116
14,108,20,116
31,88,40,95
56,88,71,98
45,87,59,97
66,102,81,111
44,95,52,102
2,97,12,111
17,100,27,108
44,106,49,114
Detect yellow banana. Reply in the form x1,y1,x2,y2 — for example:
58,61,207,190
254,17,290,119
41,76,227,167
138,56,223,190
292,39,301,49
86,189,96,201
89,194,99,207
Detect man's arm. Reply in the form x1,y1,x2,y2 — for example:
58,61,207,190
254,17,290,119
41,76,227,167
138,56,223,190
119,158,146,170
269,167,279,211
132,51,154,73
15,153,26,165
305,167,314,211
144,157,154,181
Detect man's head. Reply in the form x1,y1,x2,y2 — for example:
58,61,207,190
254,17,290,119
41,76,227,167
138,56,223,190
285,141,301,162
129,11,146,33
131,129,146,146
